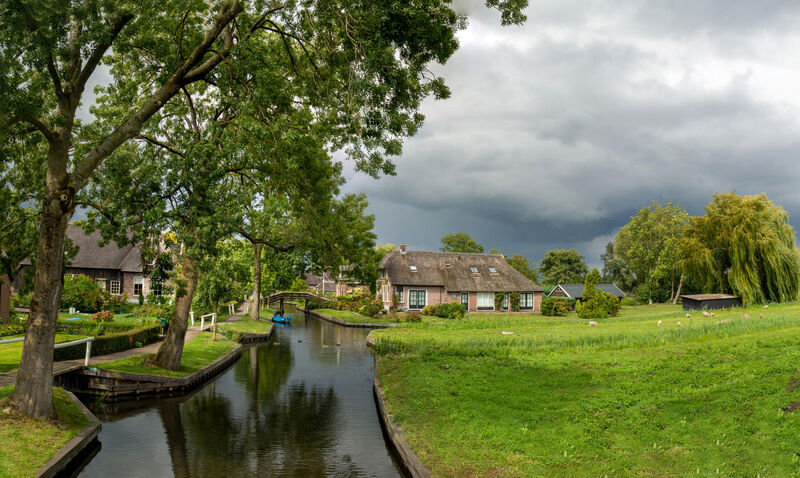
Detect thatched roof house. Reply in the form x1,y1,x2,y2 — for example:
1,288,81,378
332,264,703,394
548,284,626,301
16,225,154,301
378,245,543,312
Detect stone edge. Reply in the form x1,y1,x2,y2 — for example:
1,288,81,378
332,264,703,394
302,308,393,329
373,360,433,478
237,323,275,343
37,391,101,478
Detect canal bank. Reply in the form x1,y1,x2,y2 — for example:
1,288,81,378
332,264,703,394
72,311,404,477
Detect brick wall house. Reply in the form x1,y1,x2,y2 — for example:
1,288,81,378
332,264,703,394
377,245,544,312
14,225,157,303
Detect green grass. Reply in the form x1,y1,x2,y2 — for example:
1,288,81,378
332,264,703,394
0,335,87,373
218,319,272,341
97,332,238,378
374,303,800,477
0,386,89,477
258,307,278,319
314,308,437,324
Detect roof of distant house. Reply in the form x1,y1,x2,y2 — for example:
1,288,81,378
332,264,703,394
21,225,143,273
680,294,739,301
380,250,543,292
549,284,626,299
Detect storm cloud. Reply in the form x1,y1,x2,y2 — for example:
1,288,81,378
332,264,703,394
341,0,800,268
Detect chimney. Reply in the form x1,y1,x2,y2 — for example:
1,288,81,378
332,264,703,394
400,243,406,254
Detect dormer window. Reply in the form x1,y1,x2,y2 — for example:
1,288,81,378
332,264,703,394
470,266,478,274
410,265,417,271
488,267,497,274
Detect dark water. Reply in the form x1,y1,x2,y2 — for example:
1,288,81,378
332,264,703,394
75,312,402,477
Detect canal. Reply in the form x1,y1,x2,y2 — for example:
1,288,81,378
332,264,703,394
75,312,403,477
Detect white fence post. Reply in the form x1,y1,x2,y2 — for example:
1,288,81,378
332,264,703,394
213,312,217,327
190,311,195,326
84,340,93,366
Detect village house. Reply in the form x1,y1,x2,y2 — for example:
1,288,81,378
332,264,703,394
377,245,544,312
548,283,626,301
305,271,337,295
14,225,157,302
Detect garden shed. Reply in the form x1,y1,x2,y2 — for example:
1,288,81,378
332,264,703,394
680,294,741,311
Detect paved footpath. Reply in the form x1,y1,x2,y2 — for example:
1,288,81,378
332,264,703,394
0,304,249,387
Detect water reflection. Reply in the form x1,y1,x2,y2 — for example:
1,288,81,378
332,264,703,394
76,313,401,477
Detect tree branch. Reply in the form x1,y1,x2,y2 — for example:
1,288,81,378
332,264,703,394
137,134,184,157
70,12,133,103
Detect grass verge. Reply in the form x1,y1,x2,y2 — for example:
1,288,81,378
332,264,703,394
97,332,238,378
314,308,437,325
218,319,272,341
0,335,87,373
374,303,800,476
0,386,88,477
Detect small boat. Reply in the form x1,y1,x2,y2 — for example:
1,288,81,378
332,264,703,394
271,315,292,324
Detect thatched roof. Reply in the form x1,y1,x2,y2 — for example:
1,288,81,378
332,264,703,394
549,284,626,299
380,250,543,292
22,225,143,272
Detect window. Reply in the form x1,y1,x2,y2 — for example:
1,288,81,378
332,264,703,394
408,290,426,309
380,269,387,278
95,278,107,290
477,292,494,310
520,293,534,310
461,293,469,308
470,266,479,274
151,280,163,296
134,276,144,296
110,280,121,295
395,286,403,303
502,293,509,310
409,265,417,271
488,267,497,274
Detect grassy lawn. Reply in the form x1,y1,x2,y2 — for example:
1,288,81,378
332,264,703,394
373,303,800,476
258,307,278,319
0,334,87,373
218,319,272,341
97,332,238,378
0,386,88,477
314,308,437,324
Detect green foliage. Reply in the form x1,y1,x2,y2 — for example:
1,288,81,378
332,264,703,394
0,324,24,337
52,326,160,361
681,192,800,304
289,277,309,292
577,269,613,319
510,292,520,312
494,293,505,311
91,311,114,323
615,201,689,302
506,254,539,283
193,238,252,314
359,303,383,318
60,275,106,312
600,242,635,292
440,233,484,253
541,297,570,317
421,302,465,320
539,249,588,284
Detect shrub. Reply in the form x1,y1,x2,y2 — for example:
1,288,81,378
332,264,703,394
578,269,612,319
104,293,132,314
405,313,422,323
621,297,637,306
494,293,504,311
422,302,465,320
541,298,569,317
92,310,114,322
0,324,25,337
61,275,106,312
510,292,521,312
53,325,160,360
359,303,382,317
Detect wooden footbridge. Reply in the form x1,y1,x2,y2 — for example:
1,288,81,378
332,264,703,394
266,291,326,311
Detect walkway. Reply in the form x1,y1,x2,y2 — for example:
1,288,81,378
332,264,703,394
0,304,249,387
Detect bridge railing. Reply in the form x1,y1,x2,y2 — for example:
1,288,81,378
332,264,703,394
0,336,96,366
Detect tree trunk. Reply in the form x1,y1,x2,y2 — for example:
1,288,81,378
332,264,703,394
250,243,262,320
672,273,684,305
10,181,74,419
154,255,199,371
159,402,190,478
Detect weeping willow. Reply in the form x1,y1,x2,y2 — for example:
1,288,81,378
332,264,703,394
680,192,800,304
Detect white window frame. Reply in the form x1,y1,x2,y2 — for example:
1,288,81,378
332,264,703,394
477,292,494,311
110,280,121,295
470,266,479,274
502,293,509,310
395,286,404,303
95,278,107,290
489,267,497,274
134,276,144,296
409,265,417,271
151,280,163,296
408,289,427,310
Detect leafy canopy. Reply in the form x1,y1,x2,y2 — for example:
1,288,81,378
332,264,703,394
539,249,587,285
440,232,484,253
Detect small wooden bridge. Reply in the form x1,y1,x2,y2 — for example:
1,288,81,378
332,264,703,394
266,291,326,311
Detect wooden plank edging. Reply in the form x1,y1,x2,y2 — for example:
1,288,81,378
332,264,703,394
373,359,433,478
237,323,275,343
302,308,393,329
37,391,101,478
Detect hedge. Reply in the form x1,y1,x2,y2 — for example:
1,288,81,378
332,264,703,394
0,324,25,337
53,325,160,361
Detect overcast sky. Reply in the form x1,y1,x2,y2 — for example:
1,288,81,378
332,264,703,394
340,0,800,269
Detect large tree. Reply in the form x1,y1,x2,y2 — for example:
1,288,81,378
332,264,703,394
681,192,800,304
600,242,636,293
440,232,485,253
506,253,539,283
1,0,527,418
615,201,689,303
539,249,588,285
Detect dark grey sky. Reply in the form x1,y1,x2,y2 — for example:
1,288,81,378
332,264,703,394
340,0,800,268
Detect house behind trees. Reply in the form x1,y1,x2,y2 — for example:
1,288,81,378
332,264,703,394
378,245,543,312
